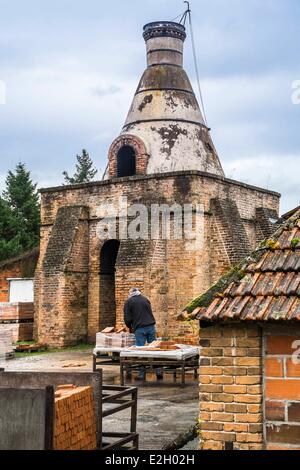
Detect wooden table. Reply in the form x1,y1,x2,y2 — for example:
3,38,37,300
93,348,122,371
120,351,199,386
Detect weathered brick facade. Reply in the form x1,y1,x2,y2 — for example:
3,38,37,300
35,171,279,347
199,324,300,450
199,324,264,450
108,134,149,178
34,206,89,346
264,326,300,450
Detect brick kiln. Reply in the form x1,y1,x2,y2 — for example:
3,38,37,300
34,20,280,348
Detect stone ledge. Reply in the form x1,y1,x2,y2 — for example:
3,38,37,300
39,170,281,198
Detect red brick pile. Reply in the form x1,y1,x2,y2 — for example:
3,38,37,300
0,303,34,342
54,385,97,450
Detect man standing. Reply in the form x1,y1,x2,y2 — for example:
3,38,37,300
124,287,162,380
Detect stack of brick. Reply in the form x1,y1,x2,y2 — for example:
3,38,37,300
96,332,135,349
0,328,14,359
0,303,34,342
54,385,97,450
199,324,263,450
265,333,300,450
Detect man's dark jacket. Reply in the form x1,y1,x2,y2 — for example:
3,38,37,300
124,294,156,332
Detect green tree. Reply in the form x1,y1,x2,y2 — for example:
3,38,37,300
0,162,40,261
63,149,98,184
0,198,23,261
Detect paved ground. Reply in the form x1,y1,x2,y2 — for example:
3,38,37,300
0,348,199,450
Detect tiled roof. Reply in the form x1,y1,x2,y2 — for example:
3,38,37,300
179,209,300,323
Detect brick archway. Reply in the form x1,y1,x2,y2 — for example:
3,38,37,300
99,240,120,331
108,134,149,178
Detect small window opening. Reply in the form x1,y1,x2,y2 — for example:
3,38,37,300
117,145,136,177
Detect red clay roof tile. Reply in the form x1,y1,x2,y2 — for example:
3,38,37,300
195,211,300,323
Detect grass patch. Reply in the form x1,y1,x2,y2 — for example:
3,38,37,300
14,343,93,358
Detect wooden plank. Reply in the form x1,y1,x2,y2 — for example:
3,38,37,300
0,387,52,450
44,386,54,450
0,370,103,450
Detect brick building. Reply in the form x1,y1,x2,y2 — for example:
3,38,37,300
0,248,39,342
179,208,300,450
0,248,39,302
34,20,280,348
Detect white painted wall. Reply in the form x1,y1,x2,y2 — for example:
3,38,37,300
8,279,34,303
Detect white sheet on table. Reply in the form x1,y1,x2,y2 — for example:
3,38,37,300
93,347,124,355
120,345,200,360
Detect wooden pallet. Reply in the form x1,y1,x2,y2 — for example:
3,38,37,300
15,343,47,353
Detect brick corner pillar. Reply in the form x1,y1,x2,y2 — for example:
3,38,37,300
264,326,300,450
35,206,89,348
199,323,264,450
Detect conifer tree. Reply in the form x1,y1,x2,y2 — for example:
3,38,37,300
0,162,40,261
63,149,98,184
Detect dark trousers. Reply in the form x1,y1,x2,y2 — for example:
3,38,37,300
135,325,156,346
134,325,162,380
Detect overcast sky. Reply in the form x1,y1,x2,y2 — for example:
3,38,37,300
0,0,299,214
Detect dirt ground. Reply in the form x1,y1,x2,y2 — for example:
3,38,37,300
0,348,199,450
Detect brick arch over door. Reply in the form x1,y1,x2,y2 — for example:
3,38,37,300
108,134,149,178
99,240,120,331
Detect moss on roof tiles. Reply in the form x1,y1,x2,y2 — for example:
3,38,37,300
178,208,300,322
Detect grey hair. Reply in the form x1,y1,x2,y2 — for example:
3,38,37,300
129,287,140,295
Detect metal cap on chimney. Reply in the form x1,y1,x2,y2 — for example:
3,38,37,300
143,21,187,42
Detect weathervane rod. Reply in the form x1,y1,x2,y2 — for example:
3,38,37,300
179,1,191,25
184,1,191,13
184,2,208,125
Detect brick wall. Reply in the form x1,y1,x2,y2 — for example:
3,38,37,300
34,206,89,347
0,249,38,302
264,327,300,450
36,171,279,346
255,207,279,245
108,134,149,178
199,323,264,450
0,267,21,302
54,385,97,450
211,198,251,265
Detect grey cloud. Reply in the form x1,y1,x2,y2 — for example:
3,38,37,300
91,85,122,98
0,0,299,214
